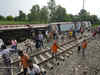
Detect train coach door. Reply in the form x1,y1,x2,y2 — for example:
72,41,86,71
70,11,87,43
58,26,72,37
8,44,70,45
57,24,61,33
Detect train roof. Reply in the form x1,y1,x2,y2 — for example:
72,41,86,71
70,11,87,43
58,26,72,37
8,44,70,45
50,21,91,25
0,21,91,30
50,22,74,25
30,24,48,28
0,24,48,31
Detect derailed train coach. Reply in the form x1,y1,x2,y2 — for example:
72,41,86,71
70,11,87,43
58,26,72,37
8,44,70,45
0,24,48,45
48,21,91,33
0,21,91,44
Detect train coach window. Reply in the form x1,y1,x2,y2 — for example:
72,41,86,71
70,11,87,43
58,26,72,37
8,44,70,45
60,24,73,31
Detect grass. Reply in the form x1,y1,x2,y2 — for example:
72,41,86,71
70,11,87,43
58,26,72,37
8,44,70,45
0,21,47,25
92,24,99,27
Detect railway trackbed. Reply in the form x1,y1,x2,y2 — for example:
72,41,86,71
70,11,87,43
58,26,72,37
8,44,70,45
15,34,91,75
0,33,92,75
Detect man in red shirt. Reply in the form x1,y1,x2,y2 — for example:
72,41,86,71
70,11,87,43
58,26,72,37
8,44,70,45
18,51,30,75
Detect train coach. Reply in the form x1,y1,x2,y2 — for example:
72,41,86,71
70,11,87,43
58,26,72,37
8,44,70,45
48,21,91,33
0,21,91,44
0,24,48,45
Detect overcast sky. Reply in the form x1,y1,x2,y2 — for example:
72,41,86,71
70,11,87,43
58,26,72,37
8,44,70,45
0,0,100,17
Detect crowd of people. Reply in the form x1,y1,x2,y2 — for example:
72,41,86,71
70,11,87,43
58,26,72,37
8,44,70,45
0,26,98,75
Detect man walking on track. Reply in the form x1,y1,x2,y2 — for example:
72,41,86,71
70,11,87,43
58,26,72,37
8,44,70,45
69,30,73,39
35,34,41,50
92,31,96,39
51,40,59,60
77,38,82,55
80,27,84,35
2,53,12,75
18,50,30,75
73,30,77,40
82,40,87,56
38,32,44,49
27,59,41,75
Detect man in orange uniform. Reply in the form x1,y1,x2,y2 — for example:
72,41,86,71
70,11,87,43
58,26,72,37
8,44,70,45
51,40,59,58
82,40,87,56
18,50,30,75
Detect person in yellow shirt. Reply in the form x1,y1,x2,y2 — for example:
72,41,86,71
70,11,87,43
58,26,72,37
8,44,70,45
69,31,73,39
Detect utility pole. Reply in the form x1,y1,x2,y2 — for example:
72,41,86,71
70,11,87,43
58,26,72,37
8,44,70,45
83,0,85,9
81,0,85,30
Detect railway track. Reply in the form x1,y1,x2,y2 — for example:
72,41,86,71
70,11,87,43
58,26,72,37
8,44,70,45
11,38,76,74
0,33,91,75
14,34,91,75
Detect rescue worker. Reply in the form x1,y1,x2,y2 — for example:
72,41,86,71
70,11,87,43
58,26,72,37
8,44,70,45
51,40,59,60
18,50,30,75
82,40,87,56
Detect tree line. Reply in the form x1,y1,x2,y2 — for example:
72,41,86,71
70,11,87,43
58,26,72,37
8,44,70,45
0,0,100,25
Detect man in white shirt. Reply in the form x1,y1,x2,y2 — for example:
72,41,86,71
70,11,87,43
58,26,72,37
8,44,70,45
38,33,44,48
0,39,4,49
27,59,40,75
77,37,84,55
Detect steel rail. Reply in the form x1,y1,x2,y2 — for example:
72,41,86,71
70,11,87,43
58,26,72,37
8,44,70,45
17,35,90,75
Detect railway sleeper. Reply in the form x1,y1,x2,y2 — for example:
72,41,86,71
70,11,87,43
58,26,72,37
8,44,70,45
46,62,53,70
33,56,39,64
39,54,46,61
45,52,52,58
58,49,63,53
57,55,65,61
16,35,91,75
64,50,73,58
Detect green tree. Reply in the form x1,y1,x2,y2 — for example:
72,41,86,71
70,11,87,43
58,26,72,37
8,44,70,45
40,6,49,23
28,5,40,22
78,9,90,21
78,9,100,25
72,15,80,22
18,10,26,21
54,5,66,22
48,0,56,22
0,15,6,21
89,15,99,24
6,16,14,21
65,14,73,22
14,16,19,21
